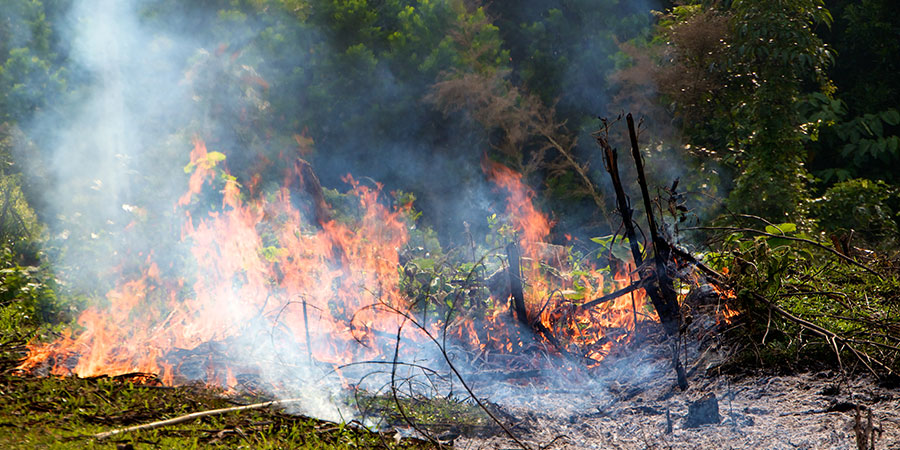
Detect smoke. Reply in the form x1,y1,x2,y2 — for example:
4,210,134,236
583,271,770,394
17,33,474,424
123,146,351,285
10,0,684,423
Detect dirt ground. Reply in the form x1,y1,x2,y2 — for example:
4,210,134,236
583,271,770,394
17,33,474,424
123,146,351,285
458,371,898,450
451,316,899,450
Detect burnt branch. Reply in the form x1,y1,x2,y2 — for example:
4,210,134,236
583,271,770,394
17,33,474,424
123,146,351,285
626,114,681,336
506,241,529,326
578,278,649,311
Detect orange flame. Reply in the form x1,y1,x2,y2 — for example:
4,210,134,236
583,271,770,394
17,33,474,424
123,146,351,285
482,159,652,367
21,144,661,385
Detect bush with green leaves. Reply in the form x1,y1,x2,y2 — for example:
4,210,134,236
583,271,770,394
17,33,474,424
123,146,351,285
811,178,898,245
701,219,900,375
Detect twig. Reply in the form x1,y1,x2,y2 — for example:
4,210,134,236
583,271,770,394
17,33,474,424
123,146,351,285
543,133,615,230
384,306,533,450
302,297,312,364
390,322,442,447
684,226,883,279
94,398,308,439
750,292,892,377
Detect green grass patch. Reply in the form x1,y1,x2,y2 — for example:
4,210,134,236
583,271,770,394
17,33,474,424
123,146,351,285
0,363,436,449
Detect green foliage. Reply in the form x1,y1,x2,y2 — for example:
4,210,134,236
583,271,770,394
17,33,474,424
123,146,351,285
724,0,834,220
590,234,642,269
811,178,898,244
801,93,900,182
645,0,835,221
703,224,900,374
0,0,67,121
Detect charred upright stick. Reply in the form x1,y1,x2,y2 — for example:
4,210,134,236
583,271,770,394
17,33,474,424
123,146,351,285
626,114,681,336
597,128,643,274
506,241,529,326
598,118,687,389
506,241,573,360
597,125,670,329
625,115,687,389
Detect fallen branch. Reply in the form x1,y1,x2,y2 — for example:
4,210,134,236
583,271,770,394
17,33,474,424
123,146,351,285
94,398,307,440
750,292,893,377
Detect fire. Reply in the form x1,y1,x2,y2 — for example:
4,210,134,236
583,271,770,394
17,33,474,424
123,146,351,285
20,141,657,386
710,283,739,325
481,160,652,367
719,304,739,324
21,140,414,382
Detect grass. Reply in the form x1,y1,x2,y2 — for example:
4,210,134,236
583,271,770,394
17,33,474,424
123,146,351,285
703,225,900,376
0,295,442,449
0,362,438,449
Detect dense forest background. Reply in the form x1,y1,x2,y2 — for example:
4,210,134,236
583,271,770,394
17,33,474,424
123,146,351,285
0,0,898,370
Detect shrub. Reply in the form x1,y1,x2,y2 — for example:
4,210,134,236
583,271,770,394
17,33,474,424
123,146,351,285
812,178,898,245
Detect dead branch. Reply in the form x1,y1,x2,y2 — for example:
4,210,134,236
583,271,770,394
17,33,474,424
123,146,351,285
626,114,681,335
578,278,649,311
749,292,892,377
598,116,686,389
94,398,308,440
596,121,681,335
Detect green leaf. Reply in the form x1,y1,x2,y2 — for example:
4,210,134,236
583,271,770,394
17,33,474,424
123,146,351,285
183,151,227,173
880,109,900,126
765,223,796,235
766,237,791,248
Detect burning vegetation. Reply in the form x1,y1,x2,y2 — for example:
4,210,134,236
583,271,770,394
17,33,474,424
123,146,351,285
18,129,692,390
4,1,900,449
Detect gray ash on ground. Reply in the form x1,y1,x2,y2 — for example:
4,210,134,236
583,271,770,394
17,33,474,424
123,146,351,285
459,371,898,449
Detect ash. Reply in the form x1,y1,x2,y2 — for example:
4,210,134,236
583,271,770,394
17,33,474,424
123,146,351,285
454,317,899,449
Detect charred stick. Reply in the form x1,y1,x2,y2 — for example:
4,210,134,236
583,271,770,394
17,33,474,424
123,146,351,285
597,132,643,269
506,241,529,326
626,114,681,336
579,277,649,311
506,242,581,363
629,270,639,330
598,129,672,332
294,158,331,227
626,114,660,249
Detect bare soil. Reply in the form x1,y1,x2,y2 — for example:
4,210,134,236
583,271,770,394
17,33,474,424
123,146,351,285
453,317,899,449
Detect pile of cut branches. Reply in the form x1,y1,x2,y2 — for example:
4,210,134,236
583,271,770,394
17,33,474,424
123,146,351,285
694,217,900,378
